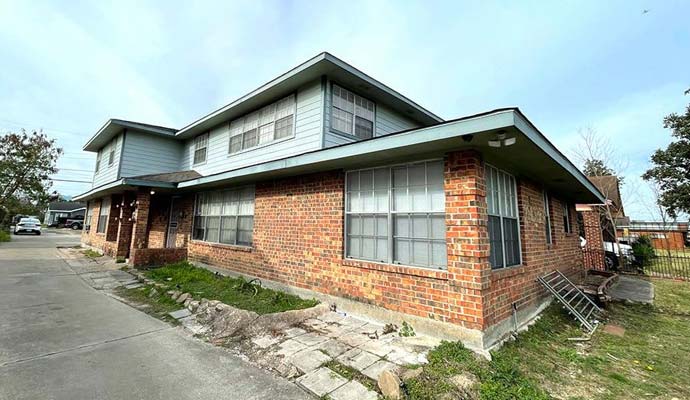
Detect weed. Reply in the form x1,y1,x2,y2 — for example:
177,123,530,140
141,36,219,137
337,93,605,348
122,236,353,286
399,321,415,337
82,249,103,258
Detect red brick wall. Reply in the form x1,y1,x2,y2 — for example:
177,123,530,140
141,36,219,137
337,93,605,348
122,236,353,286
484,180,582,327
81,197,117,256
131,247,188,267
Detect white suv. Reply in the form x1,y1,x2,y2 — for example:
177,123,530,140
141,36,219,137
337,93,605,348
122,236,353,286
14,218,42,235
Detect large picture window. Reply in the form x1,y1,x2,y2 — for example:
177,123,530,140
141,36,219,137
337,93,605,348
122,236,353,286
97,197,110,233
193,186,255,246
345,160,446,269
332,84,375,139
486,165,521,269
229,95,295,154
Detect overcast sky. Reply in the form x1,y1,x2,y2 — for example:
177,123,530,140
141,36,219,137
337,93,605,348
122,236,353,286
1,0,688,219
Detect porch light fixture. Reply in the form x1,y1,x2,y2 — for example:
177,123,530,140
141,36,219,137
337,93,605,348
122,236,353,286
150,190,156,195
488,130,516,148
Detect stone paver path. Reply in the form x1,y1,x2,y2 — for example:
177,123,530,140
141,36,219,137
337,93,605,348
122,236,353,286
240,311,442,399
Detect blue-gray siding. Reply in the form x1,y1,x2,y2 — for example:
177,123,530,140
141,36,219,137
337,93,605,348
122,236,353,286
120,131,184,178
181,80,323,176
92,133,122,187
322,78,420,148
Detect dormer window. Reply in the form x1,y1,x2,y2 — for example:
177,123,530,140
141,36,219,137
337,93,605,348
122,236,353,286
194,133,208,165
332,84,375,139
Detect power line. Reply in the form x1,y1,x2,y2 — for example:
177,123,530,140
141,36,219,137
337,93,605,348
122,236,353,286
56,168,94,173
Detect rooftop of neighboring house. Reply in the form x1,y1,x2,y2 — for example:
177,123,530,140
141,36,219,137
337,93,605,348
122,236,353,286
587,175,624,213
47,201,86,212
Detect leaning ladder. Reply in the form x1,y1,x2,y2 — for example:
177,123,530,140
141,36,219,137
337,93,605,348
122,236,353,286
538,270,603,334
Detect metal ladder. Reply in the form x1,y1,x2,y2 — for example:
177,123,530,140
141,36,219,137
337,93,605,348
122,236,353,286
538,270,603,334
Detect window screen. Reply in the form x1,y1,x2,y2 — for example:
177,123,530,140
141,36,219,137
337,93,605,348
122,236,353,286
193,186,255,246
485,165,521,269
345,160,446,269
332,84,375,139
563,202,571,234
544,191,552,244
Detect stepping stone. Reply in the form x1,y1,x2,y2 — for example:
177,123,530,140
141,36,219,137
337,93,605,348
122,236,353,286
315,339,352,357
293,332,329,346
329,380,378,400
168,309,192,320
179,316,207,335
289,349,332,373
125,283,143,289
318,312,347,324
362,359,398,380
296,367,348,397
283,327,307,338
252,334,282,349
386,347,426,366
276,339,308,357
340,331,371,347
359,340,394,357
337,348,379,371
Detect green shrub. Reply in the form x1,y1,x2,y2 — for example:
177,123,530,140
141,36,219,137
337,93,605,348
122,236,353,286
0,230,10,242
632,235,655,267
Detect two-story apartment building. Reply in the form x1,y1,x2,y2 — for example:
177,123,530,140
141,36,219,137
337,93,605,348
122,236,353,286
75,52,604,351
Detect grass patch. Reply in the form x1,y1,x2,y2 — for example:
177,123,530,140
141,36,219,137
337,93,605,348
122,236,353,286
82,249,103,258
114,285,182,324
405,279,690,399
144,261,319,315
323,360,379,393
0,230,10,242
405,341,548,400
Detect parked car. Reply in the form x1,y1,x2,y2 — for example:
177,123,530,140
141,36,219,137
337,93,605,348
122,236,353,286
603,241,636,269
14,218,42,235
66,219,83,230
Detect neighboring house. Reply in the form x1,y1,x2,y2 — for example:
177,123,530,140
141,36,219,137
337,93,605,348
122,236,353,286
74,52,604,351
618,221,689,250
44,201,86,226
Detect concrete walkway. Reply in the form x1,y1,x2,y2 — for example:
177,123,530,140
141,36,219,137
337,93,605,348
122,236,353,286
609,275,655,304
0,230,310,400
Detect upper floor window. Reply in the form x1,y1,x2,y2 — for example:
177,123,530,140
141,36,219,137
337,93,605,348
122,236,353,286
486,165,521,269
229,95,296,154
345,160,446,269
544,190,552,244
97,197,110,233
193,186,255,246
332,84,375,139
95,152,101,172
108,147,115,166
194,133,208,165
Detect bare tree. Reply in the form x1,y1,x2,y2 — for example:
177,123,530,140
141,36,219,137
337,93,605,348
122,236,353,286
570,127,632,255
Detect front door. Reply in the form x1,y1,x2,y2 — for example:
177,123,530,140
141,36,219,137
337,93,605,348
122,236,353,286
166,197,180,248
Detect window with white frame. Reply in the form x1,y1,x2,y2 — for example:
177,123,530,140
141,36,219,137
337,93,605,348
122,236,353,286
228,95,295,154
486,165,521,269
193,133,208,165
97,197,110,233
345,160,446,269
95,151,101,172
543,190,552,244
193,186,255,246
85,202,94,230
563,202,571,234
332,84,375,139
108,146,115,166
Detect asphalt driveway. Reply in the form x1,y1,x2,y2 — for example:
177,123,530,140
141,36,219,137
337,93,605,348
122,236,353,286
0,230,310,400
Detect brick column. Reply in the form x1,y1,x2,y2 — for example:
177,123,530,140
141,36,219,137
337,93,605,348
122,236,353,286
115,192,135,258
130,189,151,266
582,209,605,270
445,150,491,330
